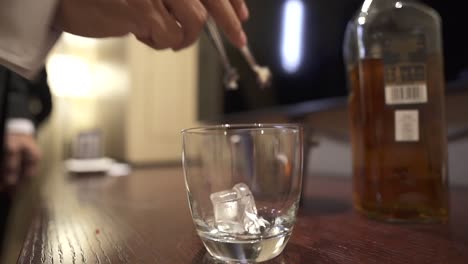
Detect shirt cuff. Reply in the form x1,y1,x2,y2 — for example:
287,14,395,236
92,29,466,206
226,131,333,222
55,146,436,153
6,118,35,135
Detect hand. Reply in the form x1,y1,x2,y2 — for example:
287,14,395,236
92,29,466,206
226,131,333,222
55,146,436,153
201,0,249,47
55,0,249,50
2,133,41,190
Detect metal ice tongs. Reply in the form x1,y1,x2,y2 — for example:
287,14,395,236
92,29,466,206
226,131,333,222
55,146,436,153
204,18,272,90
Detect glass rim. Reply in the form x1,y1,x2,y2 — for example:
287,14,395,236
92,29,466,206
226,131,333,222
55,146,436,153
181,123,302,134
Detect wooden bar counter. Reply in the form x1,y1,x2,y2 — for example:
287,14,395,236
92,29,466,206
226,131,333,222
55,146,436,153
16,166,468,263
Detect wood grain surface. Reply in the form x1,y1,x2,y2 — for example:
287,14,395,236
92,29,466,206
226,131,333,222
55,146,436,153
17,167,468,263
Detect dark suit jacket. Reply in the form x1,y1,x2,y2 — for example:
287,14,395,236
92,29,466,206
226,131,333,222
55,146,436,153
2,66,52,128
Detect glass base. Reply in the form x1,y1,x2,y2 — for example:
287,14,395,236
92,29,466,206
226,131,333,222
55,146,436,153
200,232,291,263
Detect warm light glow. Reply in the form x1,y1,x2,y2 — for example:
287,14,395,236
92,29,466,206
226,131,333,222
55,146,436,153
395,2,403,8
47,54,129,98
61,33,98,49
280,0,305,73
47,54,93,98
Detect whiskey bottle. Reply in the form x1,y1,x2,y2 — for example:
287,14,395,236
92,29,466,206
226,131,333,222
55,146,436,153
343,0,449,222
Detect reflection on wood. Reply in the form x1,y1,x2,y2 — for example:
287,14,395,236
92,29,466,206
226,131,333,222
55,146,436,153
17,167,468,263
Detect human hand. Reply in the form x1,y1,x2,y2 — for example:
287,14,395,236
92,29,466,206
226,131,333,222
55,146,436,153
55,0,249,50
201,0,249,48
2,133,41,190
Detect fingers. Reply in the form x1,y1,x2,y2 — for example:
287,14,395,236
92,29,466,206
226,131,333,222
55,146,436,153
138,0,207,50
164,0,207,50
58,0,248,49
130,0,248,50
136,36,168,50
57,0,134,37
229,0,249,21
126,0,155,37
201,0,247,48
146,0,184,49
22,137,41,178
5,137,20,186
3,134,42,189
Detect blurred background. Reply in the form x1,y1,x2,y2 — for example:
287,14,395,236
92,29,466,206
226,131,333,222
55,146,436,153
39,33,200,165
35,0,468,185
2,0,468,262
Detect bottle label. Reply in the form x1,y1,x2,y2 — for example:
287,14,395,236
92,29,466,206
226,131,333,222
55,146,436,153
385,82,428,105
383,35,428,105
395,110,419,142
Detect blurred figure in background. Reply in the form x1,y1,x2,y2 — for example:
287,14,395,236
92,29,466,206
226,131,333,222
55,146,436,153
0,66,52,252
1,66,52,188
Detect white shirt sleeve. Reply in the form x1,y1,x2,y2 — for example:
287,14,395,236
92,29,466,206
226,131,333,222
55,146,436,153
6,118,35,135
0,0,61,79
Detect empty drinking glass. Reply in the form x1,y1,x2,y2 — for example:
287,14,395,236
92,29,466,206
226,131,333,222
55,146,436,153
182,124,303,262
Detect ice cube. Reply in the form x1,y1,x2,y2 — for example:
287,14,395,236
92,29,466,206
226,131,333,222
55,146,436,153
210,190,245,233
233,183,269,234
210,183,269,235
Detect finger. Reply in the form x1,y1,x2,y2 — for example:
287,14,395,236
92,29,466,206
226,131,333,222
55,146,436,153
23,161,38,180
165,0,207,50
127,0,153,16
147,0,184,49
136,36,168,50
22,138,42,178
96,0,138,33
23,138,41,163
202,0,247,48
58,0,134,37
5,172,19,186
5,140,20,186
126,0,155,37
229,0,249,21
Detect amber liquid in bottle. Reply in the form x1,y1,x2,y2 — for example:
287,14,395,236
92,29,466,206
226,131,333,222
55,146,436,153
349,55,449,222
